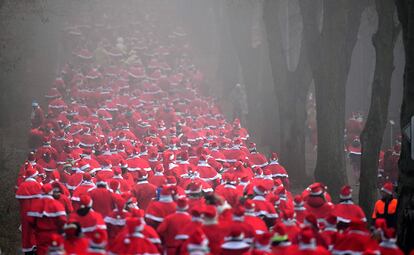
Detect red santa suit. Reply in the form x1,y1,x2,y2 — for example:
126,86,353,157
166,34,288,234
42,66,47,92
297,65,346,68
284,227,330,255
243,200,268,235
248,144,268,168
104,198,131,244
157,198,192,255
63,222,89,255
215,177,242,208
15,167,42,253
220,227,251,255
149,165,167,187
196,156,220,184
293,195,307,223
68,195,108,241
252,186,278,220
145,187,177,229
132,170,157,210
304,184,334,223
27,184,66,255
109,217,160,255
378,227,404,255
201,206,226,255
263,153,288,180
332,219,379,254
333,185,367,224
88,181,116,218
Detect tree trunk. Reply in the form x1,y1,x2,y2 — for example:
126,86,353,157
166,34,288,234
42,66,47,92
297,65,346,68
226,2,262,137
395,0,414,253
263,0,312,185
300,0,368,198
359,0,398,217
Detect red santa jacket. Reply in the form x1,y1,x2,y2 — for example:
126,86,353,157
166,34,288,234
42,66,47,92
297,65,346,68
88,186,116,217
132,180,157,210
157,211,192,251
69,209,107,240
145,197,177,229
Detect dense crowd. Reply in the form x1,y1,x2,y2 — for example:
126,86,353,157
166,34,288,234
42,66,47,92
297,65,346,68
15,12,408,255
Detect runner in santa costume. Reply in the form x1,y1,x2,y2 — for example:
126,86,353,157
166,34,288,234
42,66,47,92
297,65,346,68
251,184,278,227
145,186,177,229
104,197,131,243
303,183,334,223
110,217,160,255
157,197,192,255
251,232,272,255
284,227,330,255
280,209,300,242
149,164,167,187
333,185,366,228
27,183,67,255
270,223,291,255
215,174,242,207
186,228,212,255
68,194,108,241
15,164,42,254
201,205,226,255
319,214,340,251
247,143,268,168
51,183,73,215
109,166,131,192
31,101,45,128
220,226,251,255
372,182,397,229
332,218,379,254
132,169,157,210
229,205,256,245
378,227,404,255
242,199,268,235
263,153,288,187
175,205,205,250
293,195,307,224
71,172,96,210
88,177,116,218
63,222,89,255
185,181,207,210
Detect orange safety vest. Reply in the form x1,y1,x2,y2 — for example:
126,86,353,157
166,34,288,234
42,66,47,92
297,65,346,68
372,198,397,219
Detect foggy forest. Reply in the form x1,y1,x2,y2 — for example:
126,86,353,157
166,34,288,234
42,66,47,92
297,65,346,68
1,0,414,254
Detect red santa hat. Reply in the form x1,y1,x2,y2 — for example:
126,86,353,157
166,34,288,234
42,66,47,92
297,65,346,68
186,181,202,194
309,183,324,196
203,205,217,219
233,205,245,220
222,227,250,250
25,164,38,179
137,170,148,181
298,227,316,249
255,232,272,251
50,170,60,181
270,152,279,161
187,228,210,255
166,176,177,186
177,197,189,211
83,172,92,182
119,160,128,169
126,217,144,238
381,182,393,195
48,233,64,254
253,185,267,196
293,195,304,207
42,183,54,195
272,223,289,243
89,229,107,251
78,160,90,171
95,176,107,187
154,164,164,173
79,194,93,209
113,167,122,176
340,185,353,200
244,200,256,213
109,180,120,193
